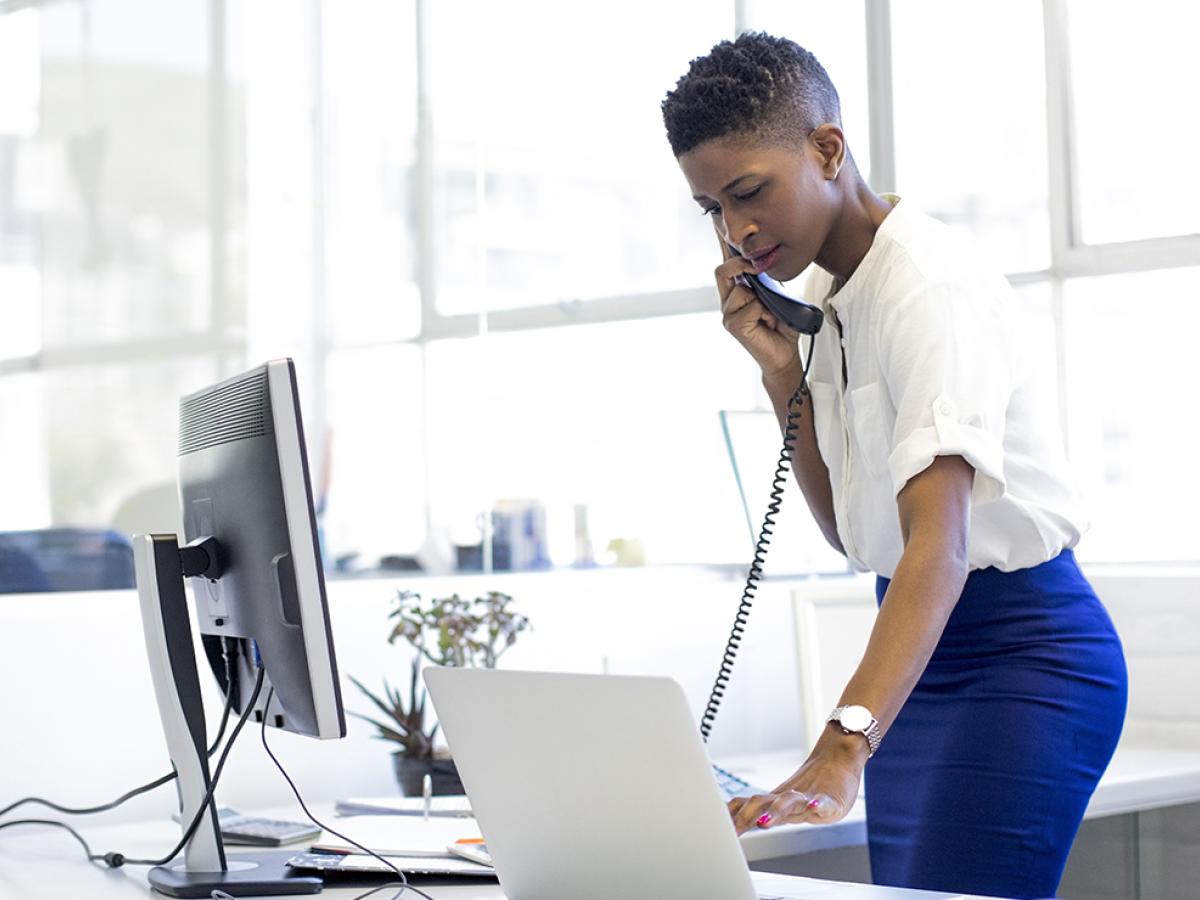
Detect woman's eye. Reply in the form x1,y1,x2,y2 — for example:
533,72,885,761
733,185,762,202
701,205,721,217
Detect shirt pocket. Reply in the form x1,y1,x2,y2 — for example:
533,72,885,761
806,381,840,470
848,381,892,482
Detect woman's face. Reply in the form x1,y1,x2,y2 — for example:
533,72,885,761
678,133,840,282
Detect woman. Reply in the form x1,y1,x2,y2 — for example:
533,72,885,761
661,32,1127,900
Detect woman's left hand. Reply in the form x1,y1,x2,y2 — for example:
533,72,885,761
727,726,868,835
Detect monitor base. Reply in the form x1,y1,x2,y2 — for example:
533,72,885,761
148,849,322,897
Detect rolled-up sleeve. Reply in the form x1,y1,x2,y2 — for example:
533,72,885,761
879,280,1012,506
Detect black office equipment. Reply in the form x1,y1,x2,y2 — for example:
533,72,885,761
132,358,344,897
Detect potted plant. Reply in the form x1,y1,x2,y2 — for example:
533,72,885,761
349,588,530,796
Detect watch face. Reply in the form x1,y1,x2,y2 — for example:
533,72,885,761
839,705,872,732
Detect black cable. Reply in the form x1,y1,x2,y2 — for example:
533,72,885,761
116,666,266,868
258,686,438,900
0,818,111,867
0,690,235,820
0,687,250,873
699,338,816,743
0,637,239,820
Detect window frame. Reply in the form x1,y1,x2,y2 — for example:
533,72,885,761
5,0,1199,575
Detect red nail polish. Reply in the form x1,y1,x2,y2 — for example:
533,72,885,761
756,813,772,826
807,798,821,809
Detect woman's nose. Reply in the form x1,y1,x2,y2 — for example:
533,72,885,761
722,213,757,254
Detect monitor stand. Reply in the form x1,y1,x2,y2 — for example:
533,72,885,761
133,533,322,897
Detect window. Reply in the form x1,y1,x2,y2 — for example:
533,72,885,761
423,314,767,566
0,374,50,530
0,9,38,139
320,0,420,345
6,1,1200,588
1067,1,1200,244
743,0,872,182
891,0,1050,274
37,0,217,348
1,359,219,534
0,265,40,359
322,344,426,570
0,1,239,547
426,0,731,315
1062,268,1200,563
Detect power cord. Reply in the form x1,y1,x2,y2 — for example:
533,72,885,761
1,661,444,898
258,686,437,900
0,689,235,820
0,666,264,870
699,337,816,743
0,636,239,820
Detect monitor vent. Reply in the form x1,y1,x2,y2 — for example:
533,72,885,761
178,368,273,455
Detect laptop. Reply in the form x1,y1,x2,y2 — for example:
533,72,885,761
422,667,815,900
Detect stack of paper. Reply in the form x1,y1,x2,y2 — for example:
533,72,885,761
335,795,473,818
313,814,482,858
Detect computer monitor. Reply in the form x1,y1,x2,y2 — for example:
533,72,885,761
133,358,344,897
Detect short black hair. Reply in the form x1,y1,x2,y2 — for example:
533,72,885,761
662,31,842,157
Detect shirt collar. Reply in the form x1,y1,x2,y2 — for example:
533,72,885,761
821,193,903,317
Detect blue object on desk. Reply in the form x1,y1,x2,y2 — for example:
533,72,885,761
0,528,135,593
713,765,766,800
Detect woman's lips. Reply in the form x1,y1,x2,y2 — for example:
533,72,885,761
750,245,781,273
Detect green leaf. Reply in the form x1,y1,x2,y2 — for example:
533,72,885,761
349,675,409,728
347,711,410,743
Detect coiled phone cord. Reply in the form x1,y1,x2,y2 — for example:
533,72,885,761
700,340,816,743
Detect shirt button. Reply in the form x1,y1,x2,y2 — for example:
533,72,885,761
840,338,847,347
937,399,954,416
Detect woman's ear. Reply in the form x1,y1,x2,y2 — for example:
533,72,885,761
810,123,847,181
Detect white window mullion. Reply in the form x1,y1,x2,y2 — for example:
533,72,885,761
1043,0,1080,271
1057,235,1200,280
420,287,717,341
864,0,895,193
415,0,437,341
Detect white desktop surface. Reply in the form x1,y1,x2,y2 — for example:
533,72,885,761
2,744,1197,898
728,741,1200,862
0,803,998,900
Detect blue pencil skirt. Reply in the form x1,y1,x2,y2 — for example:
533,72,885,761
863,550,1127,900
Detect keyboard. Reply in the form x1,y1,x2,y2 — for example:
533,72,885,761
172,806,321,847
713,764,766,800
286,850,495,878
218,812,321,846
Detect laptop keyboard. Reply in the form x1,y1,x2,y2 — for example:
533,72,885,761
712,764,766,800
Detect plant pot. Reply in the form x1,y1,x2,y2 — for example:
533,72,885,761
393,753,464,797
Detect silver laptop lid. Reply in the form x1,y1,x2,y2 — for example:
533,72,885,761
423,667,757,900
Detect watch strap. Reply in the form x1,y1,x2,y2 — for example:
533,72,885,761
827,705,882,758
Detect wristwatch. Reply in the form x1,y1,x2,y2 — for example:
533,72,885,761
826,704,882,758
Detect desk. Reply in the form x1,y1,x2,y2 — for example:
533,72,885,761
3,744,1195,899
726,741,1200,863
0,804,1001,899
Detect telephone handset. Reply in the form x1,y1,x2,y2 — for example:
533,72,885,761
741,271,824,336
725,241,824,337
700,244,821,758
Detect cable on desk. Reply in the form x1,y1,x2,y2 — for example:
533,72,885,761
0,637,239,820
258,686,437,900
0,684,251,874
116,665,266,868
0,818,112,867
0,667,264,873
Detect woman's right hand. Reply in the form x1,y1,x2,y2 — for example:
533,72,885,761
714,225,802,382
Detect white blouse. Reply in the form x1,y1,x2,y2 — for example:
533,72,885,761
802,197,1088,578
